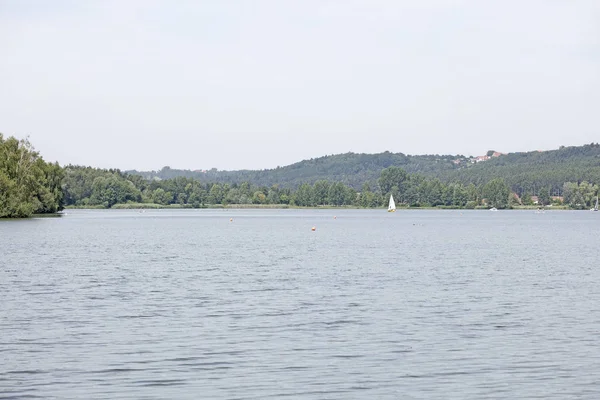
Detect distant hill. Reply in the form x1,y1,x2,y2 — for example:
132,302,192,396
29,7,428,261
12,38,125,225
127,152,464,189
127,143,600,195
438,144,600,196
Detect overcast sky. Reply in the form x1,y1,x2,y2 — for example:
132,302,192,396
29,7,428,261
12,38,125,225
1,0,599,171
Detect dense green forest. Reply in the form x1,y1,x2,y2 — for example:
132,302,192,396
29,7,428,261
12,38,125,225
60,163,598,211
2,133,600,218
128,152,461,189
61,164,495,209
128,144,600,197
0,134,63,217
438,144,600,198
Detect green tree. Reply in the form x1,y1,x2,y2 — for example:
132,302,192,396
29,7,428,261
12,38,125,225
208,183,225,204
293,183,313,206
537,186,551,206
239,182,251,198
451,183,468,207
378,166,408,196
152,188,172,205
522,190,534,205
483,178,510,209
252,191,267,204
267,186,280,204
327,182,347,206
225,188,241,204
312,180,330,206
0,134,64,217
466,183,479,203
404,184,420,207
359,183,374,207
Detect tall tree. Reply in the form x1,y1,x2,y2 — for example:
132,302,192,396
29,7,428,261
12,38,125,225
378,166,408,196
483,178,510,209
0,134,63,217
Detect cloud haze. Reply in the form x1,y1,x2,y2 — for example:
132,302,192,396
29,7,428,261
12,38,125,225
1,0,599,170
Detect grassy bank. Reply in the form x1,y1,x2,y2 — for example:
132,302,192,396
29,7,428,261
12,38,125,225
111,203,200,209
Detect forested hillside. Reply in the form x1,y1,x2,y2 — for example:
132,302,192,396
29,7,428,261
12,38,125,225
128,144,600,196
0,134,63,217
60,162,598,211
3,134,600,217
439,144,600,197
128,152,462,189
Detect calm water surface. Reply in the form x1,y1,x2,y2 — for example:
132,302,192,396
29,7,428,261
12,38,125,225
2,209,600,399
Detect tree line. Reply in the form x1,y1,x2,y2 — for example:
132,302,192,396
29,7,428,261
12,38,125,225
3,134,600,218
0,134,63,217
437,143,600,198
61,165,596,210
128,144,600,197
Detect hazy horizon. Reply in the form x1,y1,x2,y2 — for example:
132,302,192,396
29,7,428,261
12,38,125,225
2,0,599,171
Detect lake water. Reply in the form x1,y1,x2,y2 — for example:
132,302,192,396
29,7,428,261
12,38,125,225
2,209,600,399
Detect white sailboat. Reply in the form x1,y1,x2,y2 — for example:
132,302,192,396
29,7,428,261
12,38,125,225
591,196,598,211
388,194,396,212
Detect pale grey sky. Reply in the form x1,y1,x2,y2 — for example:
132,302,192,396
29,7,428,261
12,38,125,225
1,0,599,171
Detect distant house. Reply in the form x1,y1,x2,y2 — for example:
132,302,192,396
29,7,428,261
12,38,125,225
475,155,490,162
531,196,539,205
511,192,521,204
491,151,505,157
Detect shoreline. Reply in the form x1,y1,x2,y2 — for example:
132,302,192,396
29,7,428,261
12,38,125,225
62,204,572,211
0,204,580,219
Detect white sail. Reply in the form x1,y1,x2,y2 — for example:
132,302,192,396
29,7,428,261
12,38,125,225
388,195,396,212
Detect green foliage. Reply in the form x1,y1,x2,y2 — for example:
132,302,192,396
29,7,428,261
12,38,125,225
0,134,64,218
252,191,267,204
293,183,314,206
312,180,330,206
483,178,510,209
8,135,600,214
537,186,551,206
208,183,226,205
151,188,172,205
465,201,478,209
62,165,141,208
127,151,459,189
123,144,600,209
378,166,408,195
438,144,600,197
562,181,598,209
128,144,600,201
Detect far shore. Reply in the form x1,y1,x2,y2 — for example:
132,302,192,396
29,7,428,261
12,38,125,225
62,203,572,211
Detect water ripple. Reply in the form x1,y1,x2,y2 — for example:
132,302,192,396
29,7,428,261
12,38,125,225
2,209,600,399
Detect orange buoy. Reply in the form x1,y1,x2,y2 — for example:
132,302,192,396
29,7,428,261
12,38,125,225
311,226,316,231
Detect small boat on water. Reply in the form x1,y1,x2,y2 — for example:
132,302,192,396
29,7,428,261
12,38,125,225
388,195,396,212
489,207,498,211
